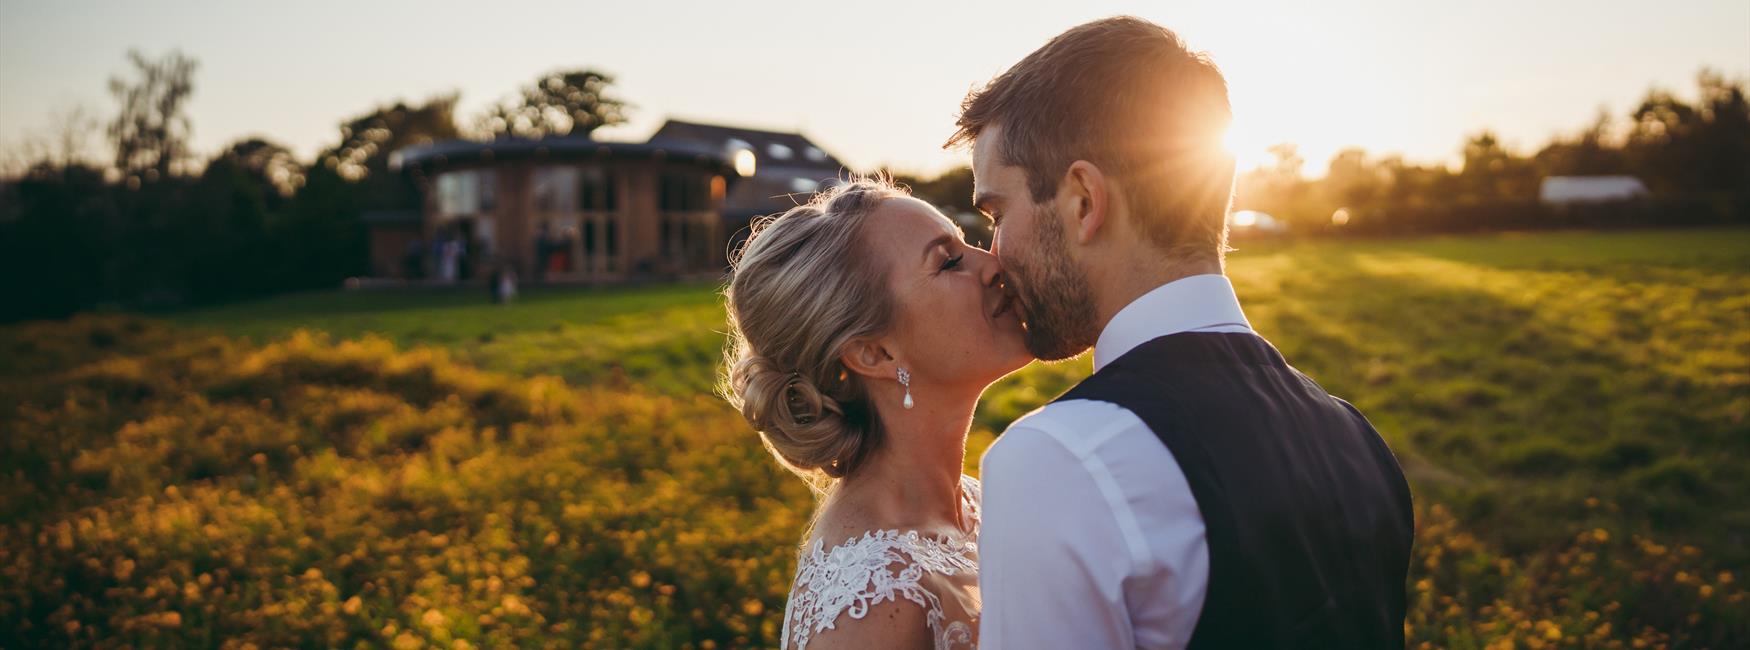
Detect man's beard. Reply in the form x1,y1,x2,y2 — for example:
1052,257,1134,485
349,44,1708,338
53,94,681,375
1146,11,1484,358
1006,204,1098,361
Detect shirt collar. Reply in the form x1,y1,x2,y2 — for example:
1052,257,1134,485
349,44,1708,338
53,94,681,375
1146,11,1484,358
1092,274,1252,372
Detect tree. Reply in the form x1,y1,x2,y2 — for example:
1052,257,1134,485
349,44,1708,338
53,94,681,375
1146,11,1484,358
183,149,278,301
288,96,463,289
892,166,974,213
1622,70,1750,193
324,94,462,183
214,138,304,204
891,166,986,247
282,163,367,286
1459,131,1537,201
475,69,629,140
1691,69,1750,192
49,105,100,172
0,106,97,179
0,160,115,321
1233,143,1312,224
1533,108,1627,177
107,49,198,185
1323,147,1385,213
1375,155,1445,210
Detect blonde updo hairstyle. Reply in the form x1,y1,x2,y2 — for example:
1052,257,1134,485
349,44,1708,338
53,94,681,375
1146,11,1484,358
721,178,908,492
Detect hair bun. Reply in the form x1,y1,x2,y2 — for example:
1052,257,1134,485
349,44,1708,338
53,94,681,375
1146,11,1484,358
727,353,868,479
718,178,904,485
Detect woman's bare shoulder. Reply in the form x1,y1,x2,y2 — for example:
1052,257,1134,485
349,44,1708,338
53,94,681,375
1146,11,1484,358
806,490,900,548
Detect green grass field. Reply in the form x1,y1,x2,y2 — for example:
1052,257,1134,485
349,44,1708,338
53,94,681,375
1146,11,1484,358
5,227,1747,648
166,227,1750,555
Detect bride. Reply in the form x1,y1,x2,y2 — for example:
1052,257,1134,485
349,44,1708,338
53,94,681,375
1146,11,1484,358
721,177,1031,649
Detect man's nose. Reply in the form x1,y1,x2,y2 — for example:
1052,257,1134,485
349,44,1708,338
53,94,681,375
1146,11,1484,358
976,248,1004,288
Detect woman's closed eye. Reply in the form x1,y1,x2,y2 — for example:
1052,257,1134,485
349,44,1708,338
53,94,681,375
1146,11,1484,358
940,252,965,272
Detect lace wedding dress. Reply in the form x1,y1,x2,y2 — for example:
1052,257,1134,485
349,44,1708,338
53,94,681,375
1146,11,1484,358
779,475,982,650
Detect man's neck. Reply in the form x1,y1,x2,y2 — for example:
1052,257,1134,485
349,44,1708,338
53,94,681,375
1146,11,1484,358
1089,253,1224,340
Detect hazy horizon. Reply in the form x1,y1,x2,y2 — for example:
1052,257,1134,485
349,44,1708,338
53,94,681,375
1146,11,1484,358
2,0,1746,177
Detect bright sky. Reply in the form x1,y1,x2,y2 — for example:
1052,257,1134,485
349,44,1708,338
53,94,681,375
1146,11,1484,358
2,0,1745,177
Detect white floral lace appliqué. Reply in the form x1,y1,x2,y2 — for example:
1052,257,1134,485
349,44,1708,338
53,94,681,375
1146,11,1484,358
779,476,981,650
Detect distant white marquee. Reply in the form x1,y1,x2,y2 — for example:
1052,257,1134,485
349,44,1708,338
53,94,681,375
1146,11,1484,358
1538,176,1649,205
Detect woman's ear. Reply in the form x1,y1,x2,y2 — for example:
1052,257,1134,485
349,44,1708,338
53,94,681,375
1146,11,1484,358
1060,160,1110,246
838,336,897,383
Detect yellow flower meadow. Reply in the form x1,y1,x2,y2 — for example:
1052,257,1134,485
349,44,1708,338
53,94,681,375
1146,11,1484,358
2,318,810,648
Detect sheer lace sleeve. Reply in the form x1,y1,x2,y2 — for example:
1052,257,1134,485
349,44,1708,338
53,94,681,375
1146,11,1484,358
778,475,982,650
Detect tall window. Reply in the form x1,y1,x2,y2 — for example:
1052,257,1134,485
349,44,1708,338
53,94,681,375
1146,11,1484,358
478,170,497,211
582,220,597,267
533,166,580,212
579,167,618,212
659,172,709,211
437,170,482,217
605,218,619,271
692,219,710,262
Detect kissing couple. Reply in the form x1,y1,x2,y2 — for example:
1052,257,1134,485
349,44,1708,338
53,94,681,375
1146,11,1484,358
720,16,1415,650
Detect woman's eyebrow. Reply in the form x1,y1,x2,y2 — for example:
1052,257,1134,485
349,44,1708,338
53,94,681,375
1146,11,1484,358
920,234,955,265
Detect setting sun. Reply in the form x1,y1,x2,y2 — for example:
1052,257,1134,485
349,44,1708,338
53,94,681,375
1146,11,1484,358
1222,120,1278,173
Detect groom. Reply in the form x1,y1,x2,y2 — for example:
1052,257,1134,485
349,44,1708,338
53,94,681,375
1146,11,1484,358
954,17,1415,649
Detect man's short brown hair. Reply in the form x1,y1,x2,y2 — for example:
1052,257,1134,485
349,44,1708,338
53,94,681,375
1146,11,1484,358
947,16,1236,264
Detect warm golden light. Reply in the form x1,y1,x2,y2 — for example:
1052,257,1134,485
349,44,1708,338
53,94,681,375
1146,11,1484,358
733,149,757,177
1221,120,1277,173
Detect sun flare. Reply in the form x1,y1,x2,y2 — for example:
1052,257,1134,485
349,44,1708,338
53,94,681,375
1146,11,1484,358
1222,122,1278,173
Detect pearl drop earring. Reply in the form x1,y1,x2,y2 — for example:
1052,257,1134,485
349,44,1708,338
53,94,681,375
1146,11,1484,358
898,367,914,410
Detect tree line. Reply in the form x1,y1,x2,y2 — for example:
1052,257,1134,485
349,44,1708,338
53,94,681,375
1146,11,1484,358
898,69,1750,239
0,51,629,322
3,50,1745,323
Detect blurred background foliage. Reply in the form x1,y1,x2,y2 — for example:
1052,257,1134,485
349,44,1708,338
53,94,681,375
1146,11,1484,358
2,49,1747,323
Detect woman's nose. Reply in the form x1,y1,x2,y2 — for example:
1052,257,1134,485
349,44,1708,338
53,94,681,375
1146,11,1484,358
973,247,1004,288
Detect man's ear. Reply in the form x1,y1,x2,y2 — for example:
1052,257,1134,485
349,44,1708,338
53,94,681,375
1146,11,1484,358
838,336,897,384
1060,160,1110,246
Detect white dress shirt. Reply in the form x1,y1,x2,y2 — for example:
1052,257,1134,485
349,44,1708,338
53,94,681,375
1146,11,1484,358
978,274,1254,649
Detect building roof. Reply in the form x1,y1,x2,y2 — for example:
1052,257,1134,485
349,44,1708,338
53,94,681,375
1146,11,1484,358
386,119,856,222
649,119,847,172
649,119,850,221
718,173,845,222
389,136,736,176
